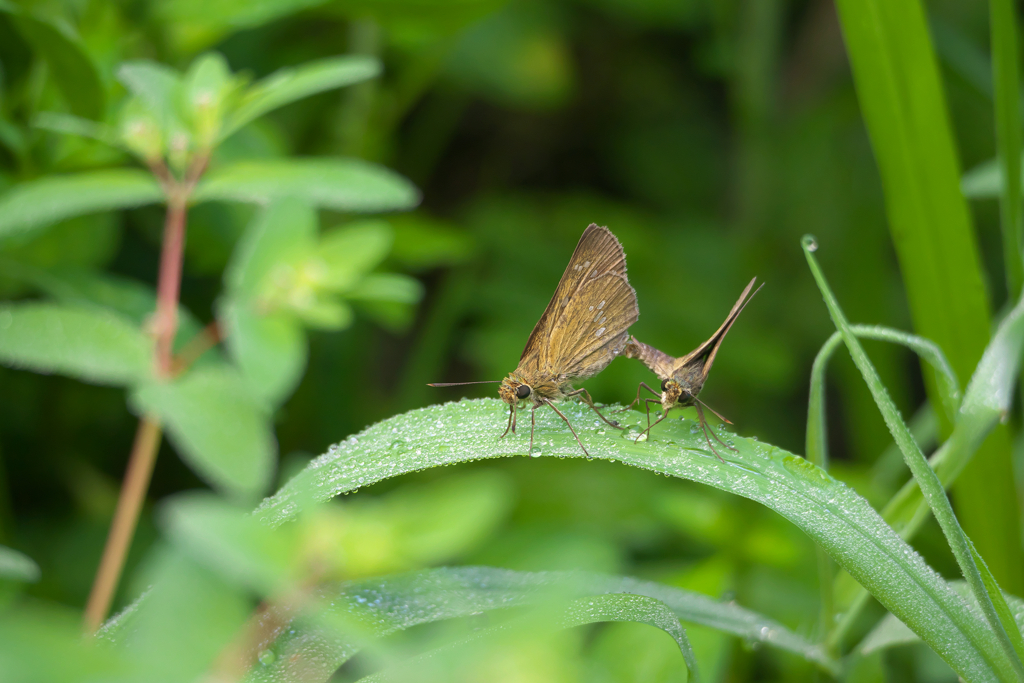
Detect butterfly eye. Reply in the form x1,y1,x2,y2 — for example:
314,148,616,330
661,379,671,392
516,385,531,399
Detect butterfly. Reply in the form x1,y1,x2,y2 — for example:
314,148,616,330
623,277,761,459
430,224,639,456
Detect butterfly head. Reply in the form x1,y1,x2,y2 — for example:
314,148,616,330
660,377,687,412
499,375,533,406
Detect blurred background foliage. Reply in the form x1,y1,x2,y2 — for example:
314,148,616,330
0,0,1017,680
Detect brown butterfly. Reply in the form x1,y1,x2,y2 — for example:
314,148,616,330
623,277,761,459
430,224,639,456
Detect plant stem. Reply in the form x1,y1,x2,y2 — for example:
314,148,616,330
82,416,162,632
154,196,188,377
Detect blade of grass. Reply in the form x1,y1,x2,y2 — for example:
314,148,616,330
832,280,1024,650
803,236,1024,681
834,0,1022,595
256,400,1010,681
806,324,959,650
990,0,1024,298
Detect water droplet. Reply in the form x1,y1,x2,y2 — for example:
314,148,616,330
595,429,606,436
801,234,818,252
531,451,542,458
258,649,276,665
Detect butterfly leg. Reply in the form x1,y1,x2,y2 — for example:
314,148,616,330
637,400,668,443
501,402,516,438
529,403,537,456
695,402,734,462
567,388,622,429
615,382,659,414
543,399,590,457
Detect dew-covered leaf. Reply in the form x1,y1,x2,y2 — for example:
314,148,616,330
354,594,695,683
0,545,40,583
254,398,998,681
224,56,382,139
244,565,832,682
131,364,275,499
193,158,420,213
0,303,151,386
0,170,163,239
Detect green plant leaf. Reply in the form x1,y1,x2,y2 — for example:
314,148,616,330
834,0,1021,598
989,0,1024,297
8,13,105,120
225,199,318,297
858,581,1024,656
193,158,420,213
219,301,306,408
183,52,236,147
223,56,382,139
255,398,995,680
0,170,164,240
316,220,393,292
245,566,834,683
117,60,184,131
0,545,40,583
803,238,1024,681
348,273,424,304
353,594,696,683
33,112,120,146
0,303,151,386
832,283,1024,649
130,364,275,499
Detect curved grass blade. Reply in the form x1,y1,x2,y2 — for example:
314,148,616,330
256,396,997,681
245,566,832,682
831,264,1024,650
803,236,1024,681
352,594,695,683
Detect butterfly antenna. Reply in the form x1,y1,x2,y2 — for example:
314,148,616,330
428,381,503,386
694,395,732,424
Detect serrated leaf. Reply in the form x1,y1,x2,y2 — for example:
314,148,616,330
194,158,420,213
224,56,382,139
255,399,1004,681
0,545,40,583
131,365,276,499
0,303,151,386
0,170,164,239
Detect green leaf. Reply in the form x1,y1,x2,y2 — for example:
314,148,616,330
354,594,696,683
316,220,393,292
220,300,306,408
832,282,1024,648
223,56,382,139
834,0,1022,596
989,0,1024,297
803,238,1024,681
117,60,184,131
33,112,120,146
0,303,151,386
193,158,421,213
183,52,236,147
0,545,40,583
9,13,105,120
225,199,318,297
246,566,834,683
130,365,276,499
255,398,994,681
859,581,1024,656
0,170,164,240
347,273,424,304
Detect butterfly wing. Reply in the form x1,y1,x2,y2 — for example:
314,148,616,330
623,336,677,381
671,277,760,380
517,224,639,382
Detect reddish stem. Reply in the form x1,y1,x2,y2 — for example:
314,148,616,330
82,417,162,632
154,197,188,377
